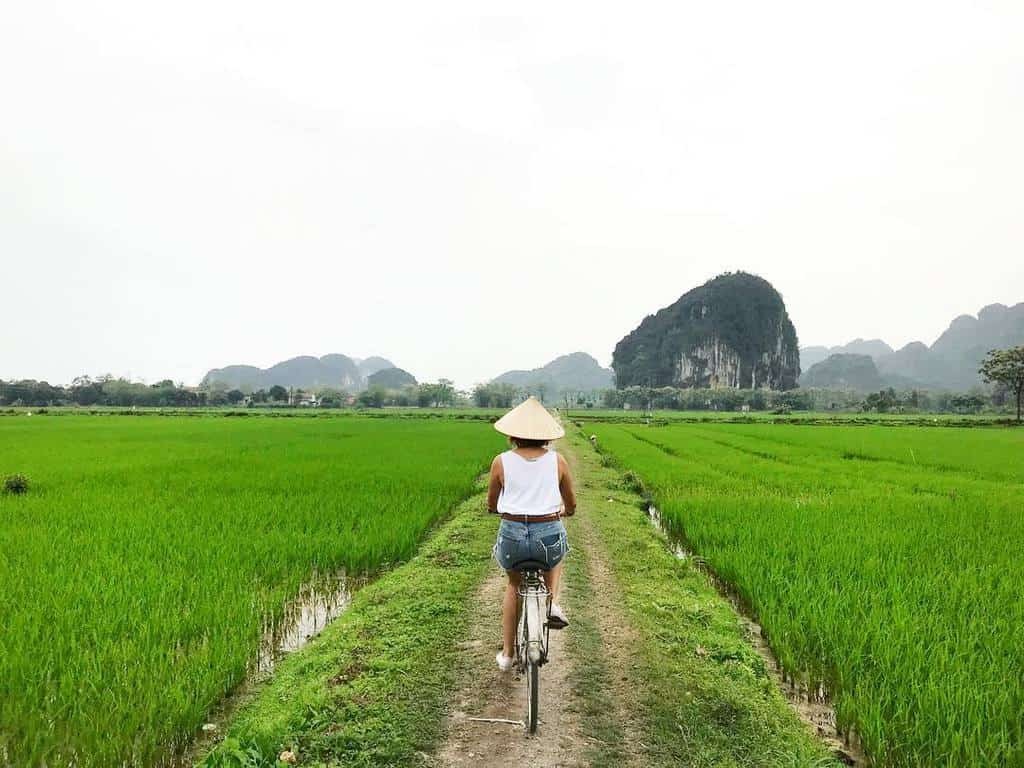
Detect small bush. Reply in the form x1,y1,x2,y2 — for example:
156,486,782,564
3,474,30,495
618,470,645,495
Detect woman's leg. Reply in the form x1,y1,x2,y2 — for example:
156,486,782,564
544,562,563,603
502,570,521,657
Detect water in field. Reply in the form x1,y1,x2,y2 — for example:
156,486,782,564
178,572,368,766
255,572,359,675
646,505,690,561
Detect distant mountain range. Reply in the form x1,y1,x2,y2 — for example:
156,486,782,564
202,354,398,392
800,339,894,371
800,303,1024,390
354,357,395,378
800,353,885,391
197,302,1020,396
492,352,614,397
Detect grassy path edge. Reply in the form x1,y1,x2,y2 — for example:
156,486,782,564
197,483,496,768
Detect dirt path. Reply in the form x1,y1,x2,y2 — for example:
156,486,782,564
432,563,583,767
432,437,644,768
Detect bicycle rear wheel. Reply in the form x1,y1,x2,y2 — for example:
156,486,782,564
526,660,539,733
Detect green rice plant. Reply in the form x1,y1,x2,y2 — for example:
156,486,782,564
0,416,501,767
591,422,1024,767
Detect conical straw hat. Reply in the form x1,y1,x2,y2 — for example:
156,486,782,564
493,396,565,441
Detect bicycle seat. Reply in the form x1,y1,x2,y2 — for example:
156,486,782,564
510,559,549,573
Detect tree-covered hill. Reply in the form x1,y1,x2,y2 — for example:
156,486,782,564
491,352,613,399
367,367,417,389
801,339,893,371
800,354,884,391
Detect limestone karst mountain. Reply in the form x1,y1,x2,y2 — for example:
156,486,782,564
612,272,800,390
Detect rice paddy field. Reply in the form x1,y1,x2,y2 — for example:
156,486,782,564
588,421,1024,767
566,408,1007,426
0,416,500,767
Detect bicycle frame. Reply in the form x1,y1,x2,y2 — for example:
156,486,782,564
516,569,551,664
515,568,551,733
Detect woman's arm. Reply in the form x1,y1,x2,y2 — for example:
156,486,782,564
486,455,503,513
557,454,577,516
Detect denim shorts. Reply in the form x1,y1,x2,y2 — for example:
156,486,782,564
493,519,569,571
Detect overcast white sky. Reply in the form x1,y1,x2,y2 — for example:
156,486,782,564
2,2,1022,388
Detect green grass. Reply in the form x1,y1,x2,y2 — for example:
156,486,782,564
198,488,498,768
589,422,1024,766
567,432,839,767
0,416,501,767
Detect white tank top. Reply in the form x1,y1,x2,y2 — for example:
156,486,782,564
497,450,562,517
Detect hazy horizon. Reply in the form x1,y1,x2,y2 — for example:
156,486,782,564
4,277,1020,388
3,2,1022,389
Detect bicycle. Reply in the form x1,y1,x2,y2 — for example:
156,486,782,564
511,558,553,733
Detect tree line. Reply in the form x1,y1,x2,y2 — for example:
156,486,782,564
0,378,326,408
0,376,466,409
352,380,458,408
3,347,1020,419
603,386,814,413
857,347,1022,418
0,377,205,408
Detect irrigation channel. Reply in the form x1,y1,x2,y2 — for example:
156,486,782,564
254,572,364,675
181,570,367,763
644,504,862,766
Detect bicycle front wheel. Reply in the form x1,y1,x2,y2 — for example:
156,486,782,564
526,660,539,733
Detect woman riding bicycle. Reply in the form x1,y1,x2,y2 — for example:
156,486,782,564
487,397,577,672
